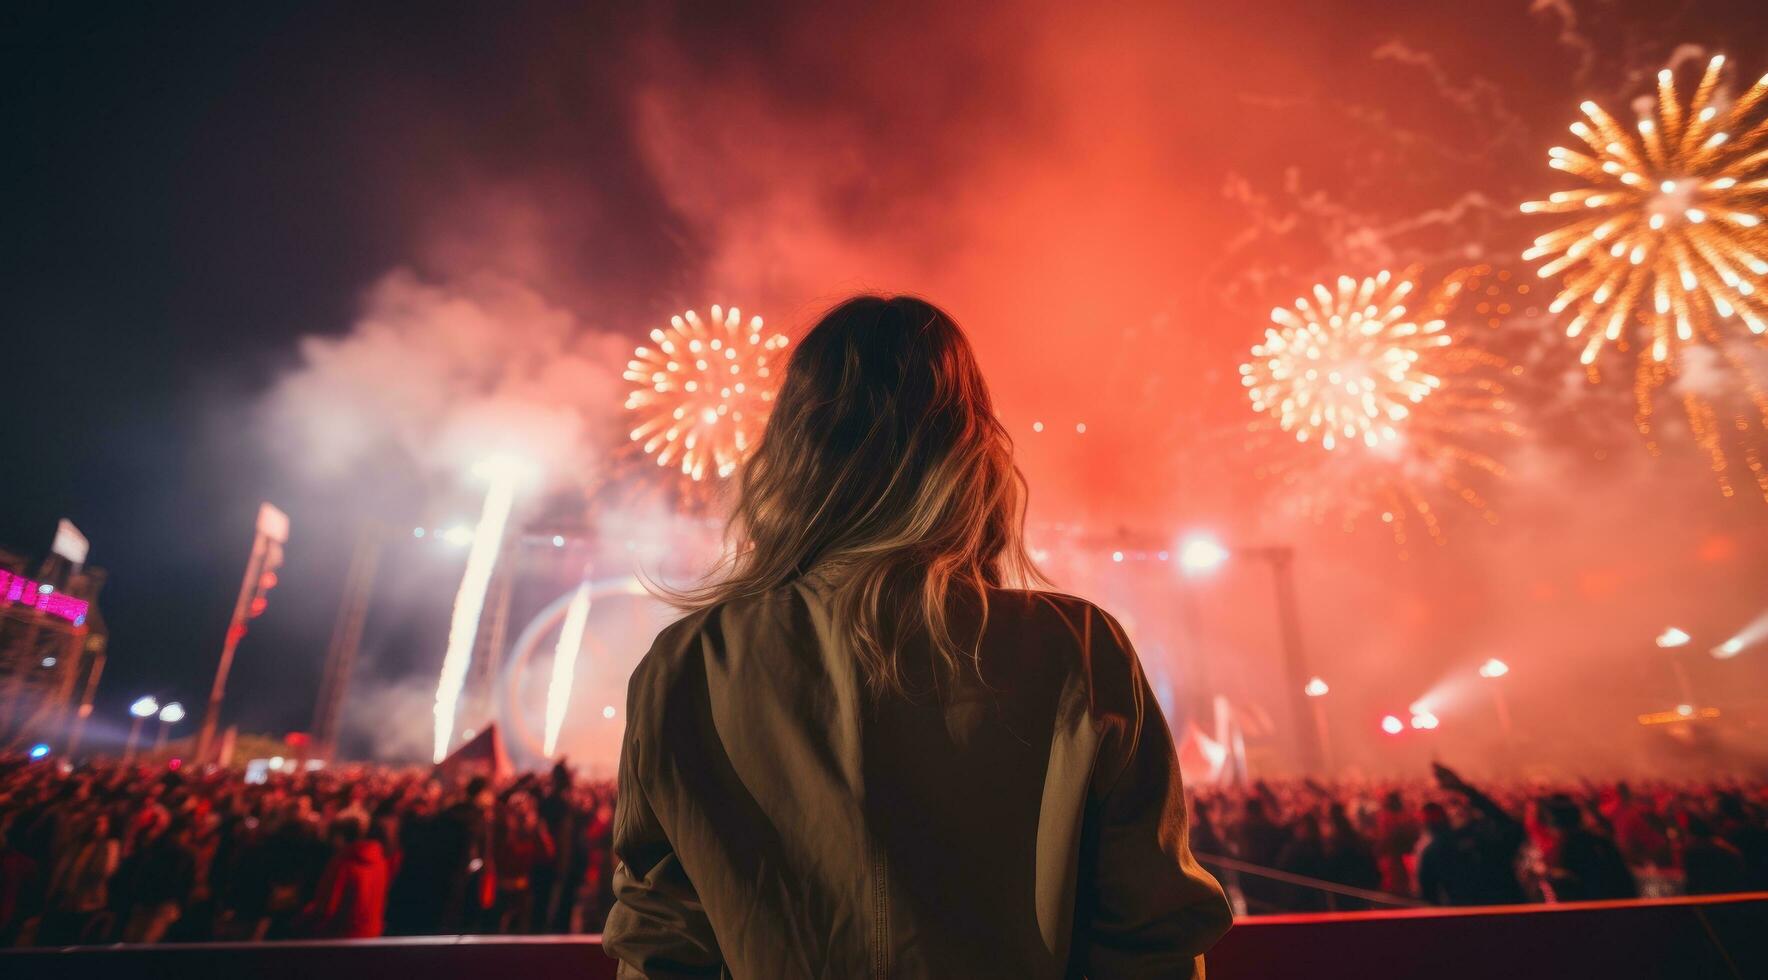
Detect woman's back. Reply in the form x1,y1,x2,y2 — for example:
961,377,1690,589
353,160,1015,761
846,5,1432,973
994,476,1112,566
604,295,1227,977
604,574,1230,978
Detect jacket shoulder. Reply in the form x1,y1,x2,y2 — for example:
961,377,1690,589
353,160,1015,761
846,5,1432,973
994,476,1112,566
627,606,717,692
625,590,794,693
982,589,1144,708
996,589,1135,659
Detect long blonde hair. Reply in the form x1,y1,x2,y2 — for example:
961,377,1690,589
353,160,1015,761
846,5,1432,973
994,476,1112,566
673,295,1043,695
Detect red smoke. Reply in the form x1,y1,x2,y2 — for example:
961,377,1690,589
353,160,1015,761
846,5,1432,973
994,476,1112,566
268,1,1768,773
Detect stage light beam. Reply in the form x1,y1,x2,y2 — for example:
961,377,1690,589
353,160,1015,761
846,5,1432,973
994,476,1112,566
543,581,593,758
433,459,523,763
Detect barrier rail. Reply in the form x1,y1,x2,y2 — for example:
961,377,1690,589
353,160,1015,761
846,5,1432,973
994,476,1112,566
4,892,1765,980
1193,849,1424,909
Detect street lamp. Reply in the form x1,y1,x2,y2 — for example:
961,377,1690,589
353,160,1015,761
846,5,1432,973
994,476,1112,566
1303,677,1332,773
1654,627,1698,707
155,701,185,754
1654,627,1691,649
1478,659,1513,741
124,696,159,763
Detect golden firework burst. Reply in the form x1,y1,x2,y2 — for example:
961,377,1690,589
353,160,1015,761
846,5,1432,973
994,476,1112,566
1522,55,1768,364
1524,56,1768,499
623,305,789,481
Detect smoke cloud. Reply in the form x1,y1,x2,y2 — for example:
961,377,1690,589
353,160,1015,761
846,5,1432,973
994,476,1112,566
263,269,628,490
248,0,1768,775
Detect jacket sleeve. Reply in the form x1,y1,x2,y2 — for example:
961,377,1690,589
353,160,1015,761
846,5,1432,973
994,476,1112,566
1075,610,1234,979
602,655,725,979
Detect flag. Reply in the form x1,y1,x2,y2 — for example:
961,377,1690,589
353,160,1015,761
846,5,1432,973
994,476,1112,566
434,723,512,785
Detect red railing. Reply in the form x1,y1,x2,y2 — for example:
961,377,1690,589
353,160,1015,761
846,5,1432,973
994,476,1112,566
4,892,1764,980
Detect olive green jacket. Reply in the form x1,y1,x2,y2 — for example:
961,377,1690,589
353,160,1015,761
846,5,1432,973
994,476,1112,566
603,574,1231,978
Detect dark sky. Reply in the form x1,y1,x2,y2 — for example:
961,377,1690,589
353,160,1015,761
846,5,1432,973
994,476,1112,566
6,1,1768,768
5,2,689,741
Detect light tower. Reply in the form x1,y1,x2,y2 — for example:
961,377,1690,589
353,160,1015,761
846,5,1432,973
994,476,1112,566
312,525,385,763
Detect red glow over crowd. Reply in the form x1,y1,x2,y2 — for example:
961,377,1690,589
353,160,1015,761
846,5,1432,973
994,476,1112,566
1192,764,1768,912
0,755,613,945
3,753,1765,947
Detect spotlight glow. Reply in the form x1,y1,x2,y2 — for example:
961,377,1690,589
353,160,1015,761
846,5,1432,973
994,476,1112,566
130,696,159,718
543,581,593,758
1304,676,1330,697
1178,533,1231,576
1381,714,1405,735
1713,637,1745,659
1478,657,1510,678
433,462,521,763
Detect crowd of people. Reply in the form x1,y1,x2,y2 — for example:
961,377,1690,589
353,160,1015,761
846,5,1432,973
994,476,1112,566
1190,764,1768,913
0,754,615,946
3,753,1766,945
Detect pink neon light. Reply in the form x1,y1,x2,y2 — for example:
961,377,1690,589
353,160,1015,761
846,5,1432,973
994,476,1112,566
0,569,89,625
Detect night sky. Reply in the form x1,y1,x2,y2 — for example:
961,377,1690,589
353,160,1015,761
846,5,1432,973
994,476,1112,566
6,1,1768,769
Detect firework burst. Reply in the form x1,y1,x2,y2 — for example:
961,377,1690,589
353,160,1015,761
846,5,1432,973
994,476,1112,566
1242,271,1451,452
1243,268,1521,552
624,305,789,481
1523,56,1768,498
1522,56,1768,364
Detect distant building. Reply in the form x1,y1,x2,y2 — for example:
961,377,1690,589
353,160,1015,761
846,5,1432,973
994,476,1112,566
0,523,109,753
